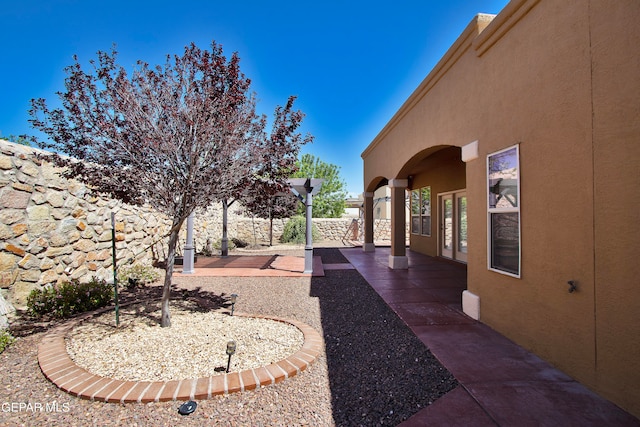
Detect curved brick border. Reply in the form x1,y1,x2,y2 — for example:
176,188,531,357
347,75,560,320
37,309,323,403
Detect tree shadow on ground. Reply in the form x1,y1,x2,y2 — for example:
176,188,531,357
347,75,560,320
310,248,458,426
9,284,232,337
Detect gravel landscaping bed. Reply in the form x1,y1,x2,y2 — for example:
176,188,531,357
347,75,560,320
66,306,304,382
0,247,457,426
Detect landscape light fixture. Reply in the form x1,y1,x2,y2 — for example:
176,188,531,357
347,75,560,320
226,340,236,373
177,400,197,415
230,293,238,316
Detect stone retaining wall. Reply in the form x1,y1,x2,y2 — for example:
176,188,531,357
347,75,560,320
233,217,364,244
0,140,395,317
189,214,394,249
0,141,172,309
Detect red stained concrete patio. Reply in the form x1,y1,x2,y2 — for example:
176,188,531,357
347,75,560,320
174,255,326,277
339,247,640,426
168,247,640,424
38,246,640,424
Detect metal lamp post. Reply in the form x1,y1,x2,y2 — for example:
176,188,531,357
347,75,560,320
287,178,324,274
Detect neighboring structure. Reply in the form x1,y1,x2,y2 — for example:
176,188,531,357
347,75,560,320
361,0,639,418
344,187,396,220
343,195,363,218
372,186,391,220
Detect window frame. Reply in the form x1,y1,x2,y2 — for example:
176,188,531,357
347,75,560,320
411,189,420,234
487,144,521,278
410,186,431,237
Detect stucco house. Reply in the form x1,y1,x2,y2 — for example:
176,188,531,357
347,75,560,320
361,0,639,418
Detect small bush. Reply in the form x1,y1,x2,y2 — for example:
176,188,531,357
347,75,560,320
212,238,236,251
231,237,249,248
26,277,113,319
0,329,14,353
117,263,161,288
281,216,320,244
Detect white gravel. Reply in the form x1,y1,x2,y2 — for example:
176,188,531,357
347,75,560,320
66,307,304,382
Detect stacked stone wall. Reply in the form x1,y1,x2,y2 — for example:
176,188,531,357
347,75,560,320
233,217,361,244
189,216,392,248
0,141,172,310
0,140,397,318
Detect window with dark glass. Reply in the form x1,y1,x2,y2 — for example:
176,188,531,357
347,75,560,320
487,145,520,277
411,187,431,236
420,187,431,236
411,189,420,234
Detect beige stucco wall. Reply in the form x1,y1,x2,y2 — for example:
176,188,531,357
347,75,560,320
361,0,640,417
590,0,640,415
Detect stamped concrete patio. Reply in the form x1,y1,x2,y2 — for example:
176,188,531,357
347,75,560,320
339,247,640,426
174,254,326,277
171,245,640,424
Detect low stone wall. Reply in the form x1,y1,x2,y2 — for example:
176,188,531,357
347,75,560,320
233,217,362,244
0,140,397,316
0,141,171,309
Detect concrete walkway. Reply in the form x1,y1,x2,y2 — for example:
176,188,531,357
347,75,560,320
339,247,640,426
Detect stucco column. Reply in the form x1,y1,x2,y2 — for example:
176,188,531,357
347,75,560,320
363,192,375,252
388,179,408,269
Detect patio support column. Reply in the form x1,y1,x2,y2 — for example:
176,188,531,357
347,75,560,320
182,212,195,274
287,178,323,275
303,188,314,274
388,179,408,269
363,192,375,252
221,199,229,258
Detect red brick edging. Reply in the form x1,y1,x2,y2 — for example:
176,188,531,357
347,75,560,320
37,310,323,404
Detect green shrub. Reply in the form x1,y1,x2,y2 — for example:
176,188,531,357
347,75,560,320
0,329,14,353
117,263,161,288
231,237,249,248
281,216,320,244
212,238,236,251
26,277,113,319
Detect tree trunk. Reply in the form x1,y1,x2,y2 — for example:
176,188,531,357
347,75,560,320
161,222,181,327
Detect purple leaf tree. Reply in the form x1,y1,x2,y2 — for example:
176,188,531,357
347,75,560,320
237,96,312,246
29,42,309,327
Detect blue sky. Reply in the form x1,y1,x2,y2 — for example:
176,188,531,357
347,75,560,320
1,0,509,196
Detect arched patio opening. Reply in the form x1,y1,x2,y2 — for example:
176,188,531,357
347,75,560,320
362,177,389,252
362,145,468,268
400,145,467,262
